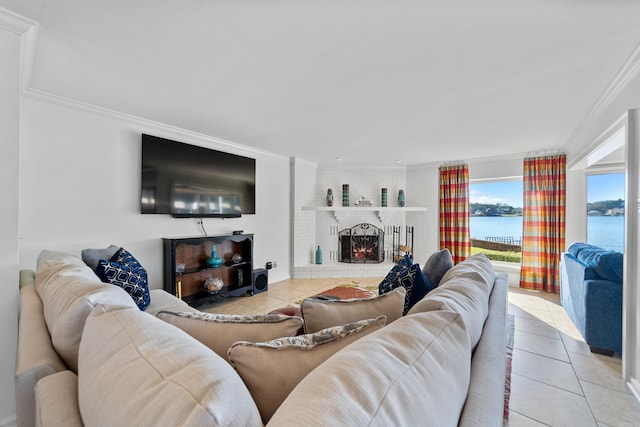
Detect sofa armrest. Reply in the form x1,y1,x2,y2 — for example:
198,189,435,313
34,371,83,427
459,272,508,427
145,289,199,315
16,285,67,427
583,279,623,352
20,269,35,289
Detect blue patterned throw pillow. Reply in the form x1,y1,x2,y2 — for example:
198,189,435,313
378,255,413,295
96,247,151,311
379,255,435,315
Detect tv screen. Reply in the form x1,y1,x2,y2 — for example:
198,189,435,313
141,134,256,217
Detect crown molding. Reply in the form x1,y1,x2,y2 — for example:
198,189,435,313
566,42,640,150
0,7,37,35
23,87,289,161
0,7,38,91
585,43,640,125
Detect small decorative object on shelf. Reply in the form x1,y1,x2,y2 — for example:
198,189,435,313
381,188,388,207
204,277,223,293
237,269,243,287
398,189,406,207
232,253,242,264
316,245,323,264
342,184,349,206
176,263,186,273
326,188,334,207
354,195,372,207
206,245,223,267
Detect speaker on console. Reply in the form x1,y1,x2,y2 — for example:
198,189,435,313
253,268,268,294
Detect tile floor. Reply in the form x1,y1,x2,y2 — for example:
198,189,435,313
200,277,640,426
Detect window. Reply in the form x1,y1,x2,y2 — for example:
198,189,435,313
469,180,523,264
587,173,624,253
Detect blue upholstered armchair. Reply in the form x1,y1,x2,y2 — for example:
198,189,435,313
559,242,623,355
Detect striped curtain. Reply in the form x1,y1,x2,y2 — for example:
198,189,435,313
520,154,566,292
439,164,470,264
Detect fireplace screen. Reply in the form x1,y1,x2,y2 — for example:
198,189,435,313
339,223,384,263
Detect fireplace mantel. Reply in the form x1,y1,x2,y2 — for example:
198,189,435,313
301,206,427,222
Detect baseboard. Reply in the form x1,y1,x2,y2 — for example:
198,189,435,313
0,414,16,427
628,377,640,403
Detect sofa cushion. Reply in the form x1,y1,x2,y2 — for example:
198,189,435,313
35,251,137,372
379,258,435,315
407,253,495,349
439,252,496,288
576,248,623,283
300,286,404,333
268,310,470,426
78,304,262,426
567,242,593,257
95,247,151,310
156,311,303,360
80,245,120,271
422,248,454,285
228,316,386,424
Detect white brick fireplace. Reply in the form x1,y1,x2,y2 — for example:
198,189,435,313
291,158,430,278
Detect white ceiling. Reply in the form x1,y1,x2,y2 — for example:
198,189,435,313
4,0,640,165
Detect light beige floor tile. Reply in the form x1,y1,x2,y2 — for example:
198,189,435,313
509,305,556,324
508,291,552,312
514,316,561,339
581,381,640,426
569,352,628,394
509,374,597,426
559,331,592,355
552,318,584,342
506,410,550,426
511,349,582,395
514,330,569,363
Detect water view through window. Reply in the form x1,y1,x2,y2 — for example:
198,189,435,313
469,173,625,263
587,173,624,253
470,180,523,264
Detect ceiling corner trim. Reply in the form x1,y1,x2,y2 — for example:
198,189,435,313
588,43,640,121
0,7,37,35
567,42,640,148
0,7,39,91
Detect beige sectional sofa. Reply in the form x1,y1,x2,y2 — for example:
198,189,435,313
16,250,508,427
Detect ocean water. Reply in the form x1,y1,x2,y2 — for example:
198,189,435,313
470,215,624,253
470,216,524,243
587,215,624,253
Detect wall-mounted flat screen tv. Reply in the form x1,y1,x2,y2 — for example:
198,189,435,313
141,134,256,218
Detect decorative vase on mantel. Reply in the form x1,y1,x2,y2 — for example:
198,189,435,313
398,189,406,207
342,184,350,207
381,188,388,207
326,188,334,207
206,245,223,267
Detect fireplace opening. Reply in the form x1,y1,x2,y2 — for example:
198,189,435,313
339,223,384,263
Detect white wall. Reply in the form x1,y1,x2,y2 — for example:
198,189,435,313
406,163,439,264
291,157,318,266
18,94,292,286
0,19,21,427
